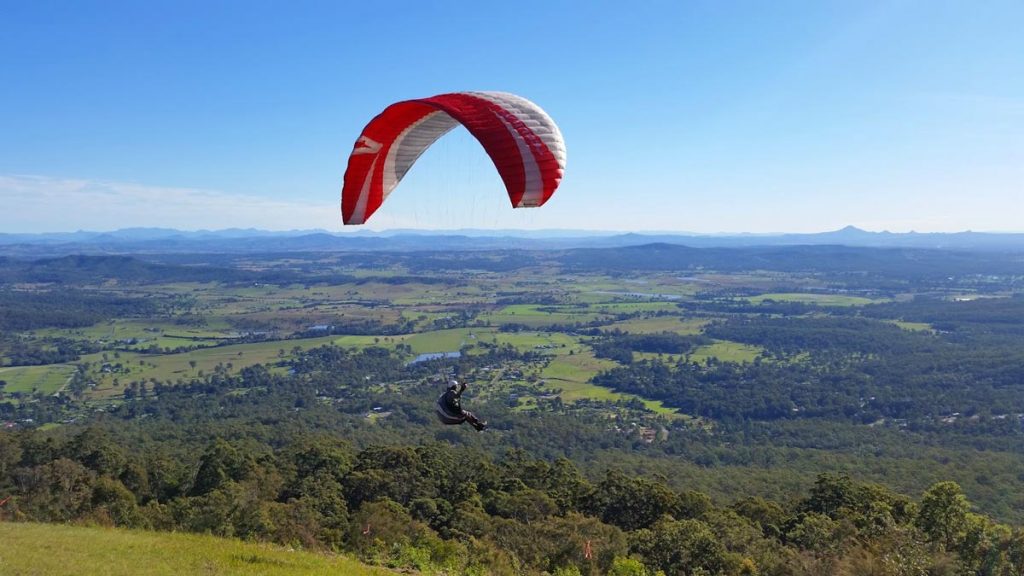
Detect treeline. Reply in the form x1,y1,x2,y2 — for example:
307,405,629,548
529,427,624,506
704,315,925,356
0,289,162,331
0,336,103,367
861,296,1024,339
591,331,711,365
0,255,257,285
557,243,1024,281
0,254,337,286
2,427,1022,575
592,348,1024,424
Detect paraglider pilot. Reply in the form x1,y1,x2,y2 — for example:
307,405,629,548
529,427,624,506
436,379,487,431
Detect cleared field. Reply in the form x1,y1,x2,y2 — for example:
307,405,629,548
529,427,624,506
234,305,402,332
0,364,75,395
31,313,239,350
0,522,391,576
401,328,481,354
403,328,579,355
388,284,491,306
689,340,763,363
747,293,881,306
890,320,933,332
541,351,676,415
331,335,402,348
83,336,341,397
490,331,577,352
601,316,707,334
481,304,606,328
590,302,682,313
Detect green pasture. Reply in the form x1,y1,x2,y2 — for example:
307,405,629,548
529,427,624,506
590,301,681,313
227,284,317,300
401,328,481,354
490,331,577,352
0,364,75,395
32,318,241,354
747,293,881,306
890,320,933,332
131,281,217,295
0,522,391,576
402,327,578,355
481,304,607,328
82,336,342,397
330,335,403,348
330,328,578,358
348,268,408,278
384,284,492,306
233,305,402,333
689,340,764,363
129,336,225,350
602,316,707,334
541,351,677,415
399,309,454,329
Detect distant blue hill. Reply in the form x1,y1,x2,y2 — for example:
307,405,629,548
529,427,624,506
1,226,1023,256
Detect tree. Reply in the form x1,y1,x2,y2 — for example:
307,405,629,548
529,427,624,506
588,470,680,531
607,557,646,576
66,428,126,477
189,440,254,497
630,517,732,575
802,473,857,518
15,458,94,522
0,432,22,483
916,481,970,550
90,476,143,527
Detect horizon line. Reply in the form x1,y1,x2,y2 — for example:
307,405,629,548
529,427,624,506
4,225,1024,237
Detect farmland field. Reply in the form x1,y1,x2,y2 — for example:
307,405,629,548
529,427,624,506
746,292,882,306
0,364,75,395
602,316,707,334
689,340,764,363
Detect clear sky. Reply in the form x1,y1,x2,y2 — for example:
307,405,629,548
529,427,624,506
2,1,1021,234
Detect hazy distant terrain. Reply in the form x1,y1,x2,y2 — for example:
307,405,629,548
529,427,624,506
3,226,1024,256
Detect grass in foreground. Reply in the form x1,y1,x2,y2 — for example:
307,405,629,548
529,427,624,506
0,522,393,576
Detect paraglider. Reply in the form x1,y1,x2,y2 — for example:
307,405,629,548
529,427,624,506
436,379,487,431
340,91,566,225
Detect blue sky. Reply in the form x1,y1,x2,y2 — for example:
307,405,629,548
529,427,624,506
1,0,1021,233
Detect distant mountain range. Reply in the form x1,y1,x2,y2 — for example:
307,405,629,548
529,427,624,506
1,226,1024,256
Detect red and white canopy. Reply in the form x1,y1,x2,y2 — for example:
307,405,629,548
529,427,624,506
340,91,566,225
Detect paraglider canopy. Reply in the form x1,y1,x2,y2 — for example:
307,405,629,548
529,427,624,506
341,91,567,225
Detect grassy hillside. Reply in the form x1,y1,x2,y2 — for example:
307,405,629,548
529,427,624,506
0,522,394,576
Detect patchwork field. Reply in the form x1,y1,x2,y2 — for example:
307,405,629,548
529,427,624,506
2,266,897,421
